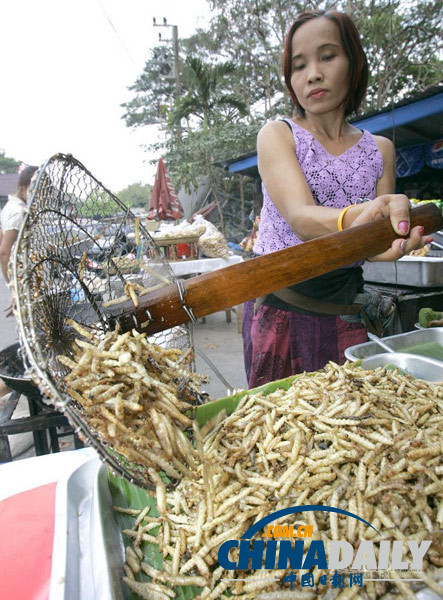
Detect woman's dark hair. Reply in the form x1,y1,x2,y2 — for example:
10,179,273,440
18,165,39,187
282,10,368,117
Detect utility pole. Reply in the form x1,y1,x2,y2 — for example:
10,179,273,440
153,17,181,140
153,17,181,102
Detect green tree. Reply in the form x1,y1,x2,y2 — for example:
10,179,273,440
0,150,22,174
208,0,442,115
207,0,325,117
121,46,176,128
347,0,443,111
170,56,248,129
122,0,442,232
77,192,119,218
153,120,259,191
162,56,251,231
116,182,152,209
124,0,442,128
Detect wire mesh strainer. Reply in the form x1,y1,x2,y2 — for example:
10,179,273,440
12,153,200,487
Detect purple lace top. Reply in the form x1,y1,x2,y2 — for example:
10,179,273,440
254,118,384,255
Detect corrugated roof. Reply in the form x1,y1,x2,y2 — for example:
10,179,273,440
350,83,443,122
0,173,19,197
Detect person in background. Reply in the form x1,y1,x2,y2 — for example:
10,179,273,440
243,10,430,388
0,165,38,314
0,165,38,407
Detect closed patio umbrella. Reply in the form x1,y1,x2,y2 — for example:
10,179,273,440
147,158,184,221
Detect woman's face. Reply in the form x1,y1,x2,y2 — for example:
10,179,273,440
290,17,350,116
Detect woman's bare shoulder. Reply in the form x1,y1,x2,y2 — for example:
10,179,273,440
371,134,395,156
257,119,295,148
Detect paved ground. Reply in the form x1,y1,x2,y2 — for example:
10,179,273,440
0,279,19,348
193,309,247,398
0,276,247,462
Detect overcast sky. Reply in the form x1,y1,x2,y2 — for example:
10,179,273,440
0,0,211,191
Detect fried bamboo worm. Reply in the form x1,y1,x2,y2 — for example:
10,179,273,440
78,251,87,281
125,546,140,574
140,562,207,587
150,408,174,458
142,450,182,479
194,498,206,550
133,505,151,528
147,467,166,514
66,318,97,340
113,506,141,516
122,577,173,599
193,421,215,521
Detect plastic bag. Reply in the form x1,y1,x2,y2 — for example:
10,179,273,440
152,221,205,239
193,215,230,258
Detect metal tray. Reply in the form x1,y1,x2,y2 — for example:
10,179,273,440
345,327,443,361
363,255,443,287
50,457,124,600
361,352,443,382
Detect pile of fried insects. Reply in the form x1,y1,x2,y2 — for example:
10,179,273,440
60,321,205,481
61,326,443,600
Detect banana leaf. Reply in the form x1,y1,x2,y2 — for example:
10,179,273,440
108,472,200,600
194,374,302,426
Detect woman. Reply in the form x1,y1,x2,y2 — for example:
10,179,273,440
243,10,429,388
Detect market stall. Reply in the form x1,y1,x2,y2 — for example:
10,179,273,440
3,154,443,600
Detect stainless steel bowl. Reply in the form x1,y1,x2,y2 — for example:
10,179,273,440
360,352,443,382
345,327,443,362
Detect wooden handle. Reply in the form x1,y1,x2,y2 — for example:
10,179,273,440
107,203,442,335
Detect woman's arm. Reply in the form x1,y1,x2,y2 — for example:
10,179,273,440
374,135,396,196
257,121,363,240
352,136,426,261
258,123,426,254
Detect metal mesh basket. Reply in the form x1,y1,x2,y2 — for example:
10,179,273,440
12,153,194,486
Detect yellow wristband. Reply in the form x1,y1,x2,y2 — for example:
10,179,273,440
337,204,354,231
